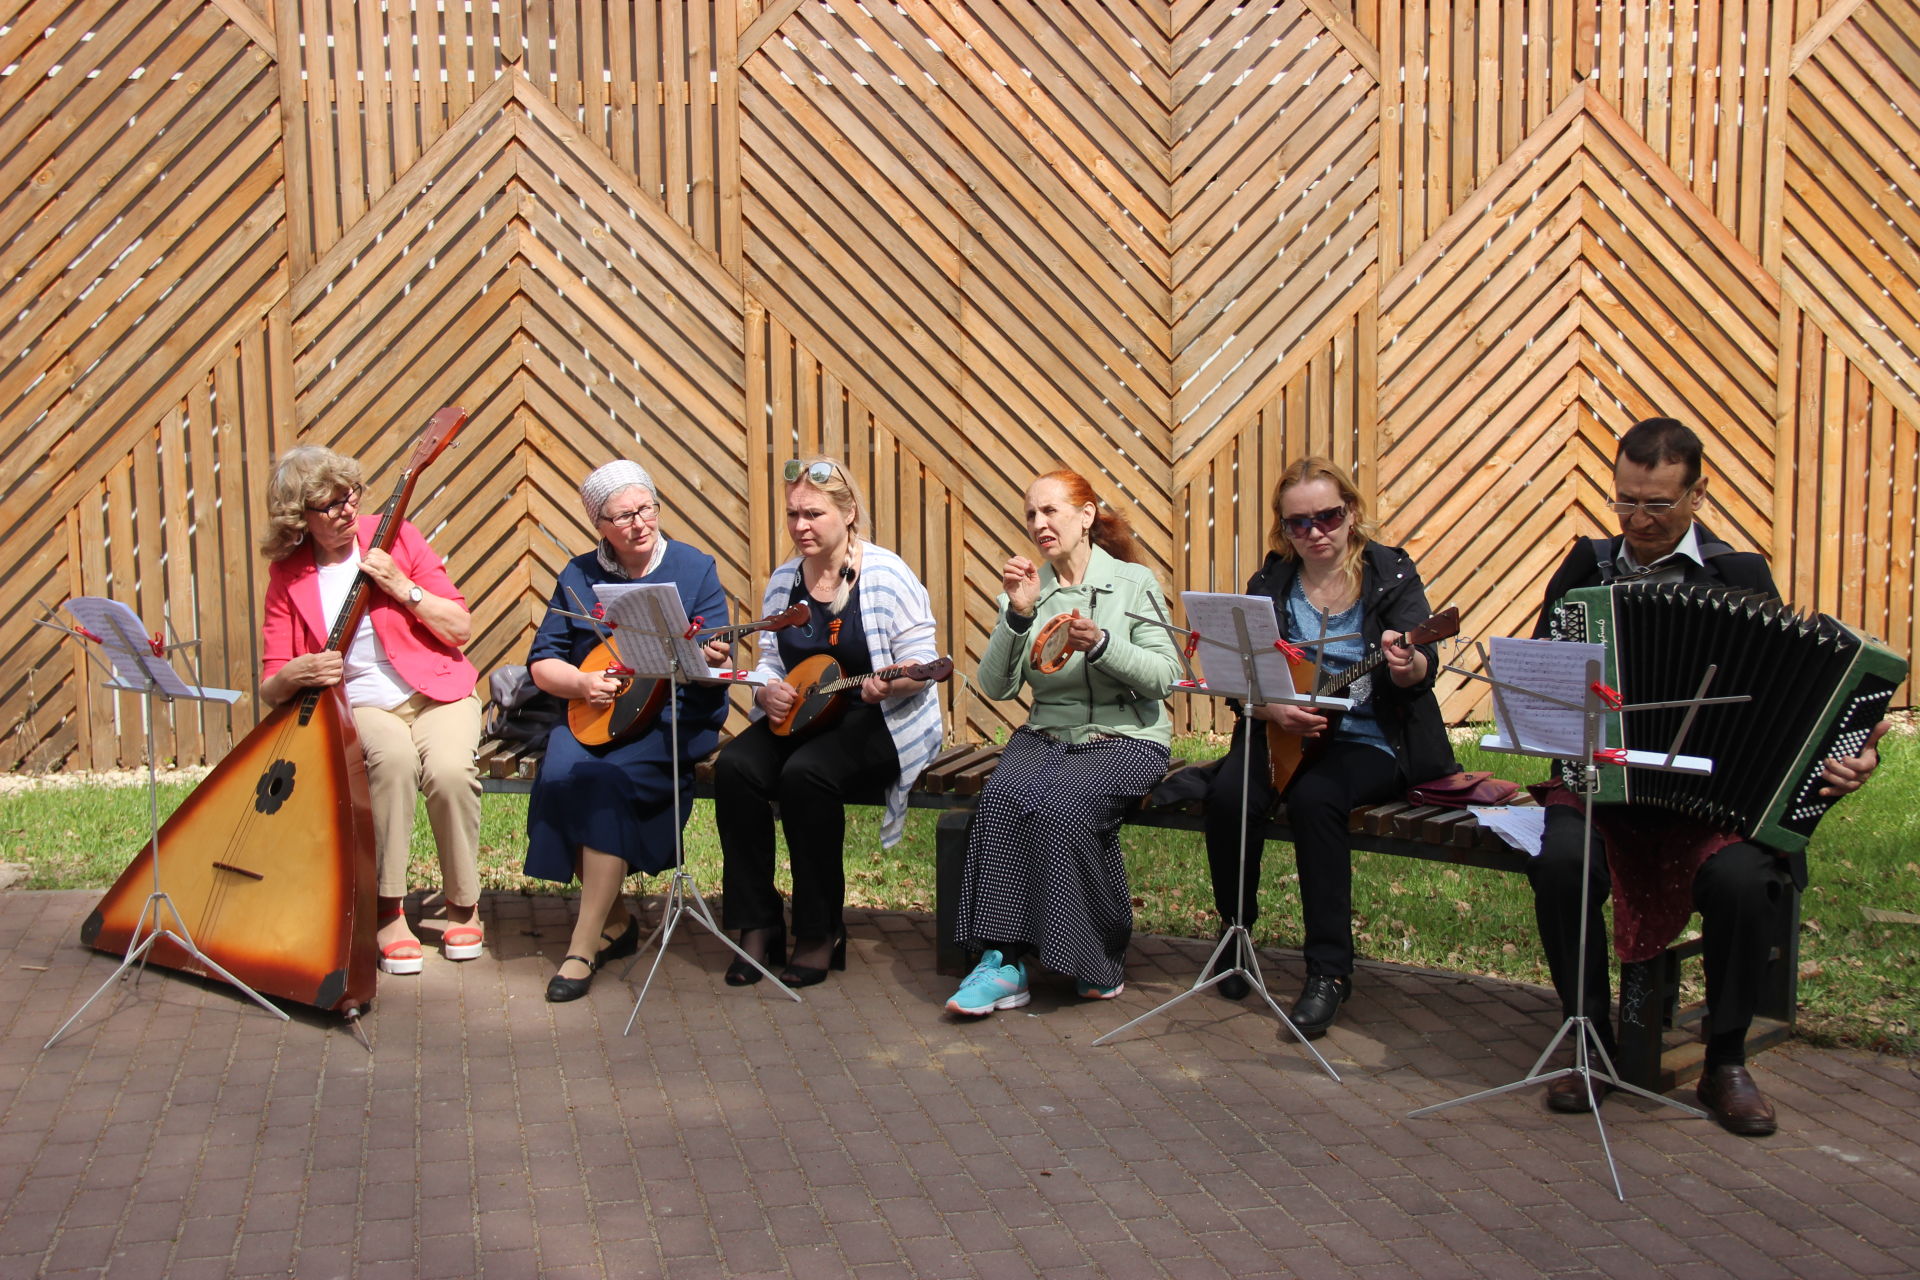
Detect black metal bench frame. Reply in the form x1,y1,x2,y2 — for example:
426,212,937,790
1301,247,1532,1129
476,737,1797,1090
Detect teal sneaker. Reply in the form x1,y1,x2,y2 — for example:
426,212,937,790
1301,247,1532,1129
945,950,1030,1016
1076,978,1123,1000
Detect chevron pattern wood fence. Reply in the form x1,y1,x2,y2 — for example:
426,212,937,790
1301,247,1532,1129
3,0,1915,771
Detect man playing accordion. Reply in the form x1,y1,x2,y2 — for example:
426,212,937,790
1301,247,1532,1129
1526,417,1888,1136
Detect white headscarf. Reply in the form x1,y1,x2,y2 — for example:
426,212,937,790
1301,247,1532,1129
579,459,655,524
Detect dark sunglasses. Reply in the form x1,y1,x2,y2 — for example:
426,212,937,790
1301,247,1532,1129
783,459,839,485
1280,505,1347,538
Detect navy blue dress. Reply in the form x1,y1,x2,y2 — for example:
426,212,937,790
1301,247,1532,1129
523,540,730,880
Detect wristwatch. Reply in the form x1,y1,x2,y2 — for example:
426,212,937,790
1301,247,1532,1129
406,585,424,606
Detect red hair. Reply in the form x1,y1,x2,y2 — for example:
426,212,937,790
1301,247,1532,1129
1034,469,1145,565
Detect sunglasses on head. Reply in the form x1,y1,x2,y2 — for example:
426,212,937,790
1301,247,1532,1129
783,459,839,485
1281,505,1347,538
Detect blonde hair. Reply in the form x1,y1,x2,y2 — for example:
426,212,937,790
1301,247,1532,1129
787,455,867,612
259,445,363,562
1268,456,1376,587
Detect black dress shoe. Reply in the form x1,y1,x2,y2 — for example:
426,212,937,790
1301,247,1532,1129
545,954,597,1003
1290,974,1351,1039
725,925,787,987
778,931,847,988
1545,1073,1614,1114
1696,1064,1776,1136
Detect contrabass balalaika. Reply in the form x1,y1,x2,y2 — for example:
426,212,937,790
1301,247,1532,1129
1550,582,1906,853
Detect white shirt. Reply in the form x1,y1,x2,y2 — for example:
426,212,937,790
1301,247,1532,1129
315,549,413,710
1616,522,1706,583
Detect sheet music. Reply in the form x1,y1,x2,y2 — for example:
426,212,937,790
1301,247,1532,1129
1471,806,1546,856
593,583,760,684
1483,636,1605,757
1178,592,1295,701
63,597,241,703
1178,591,1355,710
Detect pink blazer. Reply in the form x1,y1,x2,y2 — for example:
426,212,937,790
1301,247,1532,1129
260,517,478,703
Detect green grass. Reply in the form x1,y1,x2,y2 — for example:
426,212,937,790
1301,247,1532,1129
6,729,1916,1056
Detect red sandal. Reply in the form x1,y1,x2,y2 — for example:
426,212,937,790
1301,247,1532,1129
376,903,425,975
442,906,484,962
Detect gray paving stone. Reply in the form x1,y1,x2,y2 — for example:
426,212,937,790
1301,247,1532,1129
1,890,1916,1278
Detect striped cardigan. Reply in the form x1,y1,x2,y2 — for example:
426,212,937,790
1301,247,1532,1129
747,541,945,847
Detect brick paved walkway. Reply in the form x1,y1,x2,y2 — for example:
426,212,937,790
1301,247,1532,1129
2,889,1916,1279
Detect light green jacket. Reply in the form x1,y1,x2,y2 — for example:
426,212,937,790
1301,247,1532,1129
977,545,1180,746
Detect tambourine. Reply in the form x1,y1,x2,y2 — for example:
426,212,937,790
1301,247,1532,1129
1030,609,1080,674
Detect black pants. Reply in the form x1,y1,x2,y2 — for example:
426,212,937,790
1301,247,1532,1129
1527,804,1793,1056
714,704,898,940
1203,720,1402,977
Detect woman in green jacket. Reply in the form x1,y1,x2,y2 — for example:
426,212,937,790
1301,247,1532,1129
946,470,1180,1015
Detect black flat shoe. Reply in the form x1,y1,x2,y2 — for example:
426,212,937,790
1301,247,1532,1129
1290,974,1351,1039
598,913,641,964
778,931,847,988
545,954,597,1003
725,925,787,987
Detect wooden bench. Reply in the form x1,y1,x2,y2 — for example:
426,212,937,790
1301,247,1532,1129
475,737,1797,1090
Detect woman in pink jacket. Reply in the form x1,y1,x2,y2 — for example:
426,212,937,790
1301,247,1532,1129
258,445,484,975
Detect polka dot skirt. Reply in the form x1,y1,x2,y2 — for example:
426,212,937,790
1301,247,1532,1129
955,727,1171,989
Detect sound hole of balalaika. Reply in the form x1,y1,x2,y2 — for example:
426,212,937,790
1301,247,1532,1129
1555,582,1905,852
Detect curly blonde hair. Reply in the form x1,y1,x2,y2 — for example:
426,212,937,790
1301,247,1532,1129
259,445,363,562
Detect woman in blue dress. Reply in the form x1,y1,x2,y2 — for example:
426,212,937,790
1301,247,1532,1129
525,460,731,1002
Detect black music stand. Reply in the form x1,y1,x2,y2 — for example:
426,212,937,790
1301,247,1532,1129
1088,594,1351,1081
1407,640,1743,1200
577,584,802,1031
37,598,284,1049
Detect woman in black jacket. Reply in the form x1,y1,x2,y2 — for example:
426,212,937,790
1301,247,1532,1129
1203,457,1455,1037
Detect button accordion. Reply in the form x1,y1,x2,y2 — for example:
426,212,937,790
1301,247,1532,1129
1550,582,1906,853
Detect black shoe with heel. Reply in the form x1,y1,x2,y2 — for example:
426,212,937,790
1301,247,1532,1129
779,930,847,988
725,925,788,987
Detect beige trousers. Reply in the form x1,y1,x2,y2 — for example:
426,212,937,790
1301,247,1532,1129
352,692,483,903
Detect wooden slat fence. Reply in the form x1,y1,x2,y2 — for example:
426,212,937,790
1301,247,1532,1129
2,0,1916,771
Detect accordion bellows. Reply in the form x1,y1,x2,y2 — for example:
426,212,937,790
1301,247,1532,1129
1552,583,1906,853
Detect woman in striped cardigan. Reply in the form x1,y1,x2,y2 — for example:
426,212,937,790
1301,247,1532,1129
714,456,945,988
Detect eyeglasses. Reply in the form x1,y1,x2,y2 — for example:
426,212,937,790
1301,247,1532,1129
306,486,361,518
783,459,839,486
599,502,660,528
1280,505,1347,538
1606,499,1684,515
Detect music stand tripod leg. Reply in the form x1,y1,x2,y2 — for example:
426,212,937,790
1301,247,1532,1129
618,603,802,1036
1406,665,1706,1202
45,660,287,1050
1092,686,1341,1082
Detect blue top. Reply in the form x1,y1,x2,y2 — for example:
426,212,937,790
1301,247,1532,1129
522,538,730,880
1286,580,1391,759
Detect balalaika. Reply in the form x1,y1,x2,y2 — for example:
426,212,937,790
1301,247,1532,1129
1551,582,1906,853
